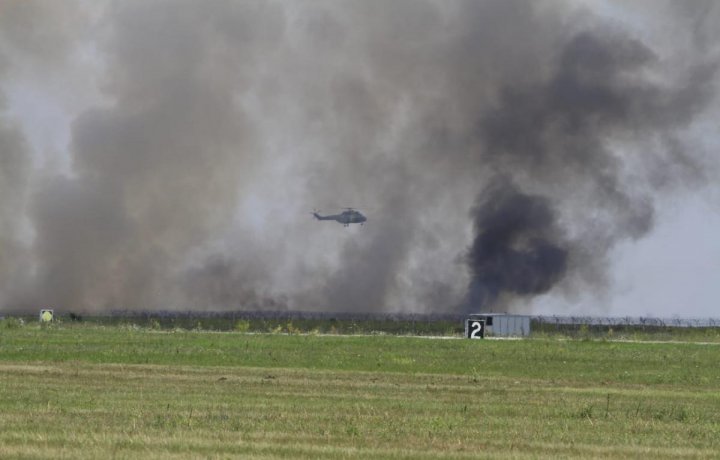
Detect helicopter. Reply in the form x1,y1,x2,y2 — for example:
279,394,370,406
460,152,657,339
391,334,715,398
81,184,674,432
312,208,367,227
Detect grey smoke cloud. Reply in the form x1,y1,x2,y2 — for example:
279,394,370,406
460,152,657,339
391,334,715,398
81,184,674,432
0,94,31,307
0,0,717,313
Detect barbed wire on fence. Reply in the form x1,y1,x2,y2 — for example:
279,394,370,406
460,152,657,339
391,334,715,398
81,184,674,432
533,315,719,328
101,310,720,328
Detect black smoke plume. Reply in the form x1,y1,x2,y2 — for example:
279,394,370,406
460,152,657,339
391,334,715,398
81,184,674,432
467,178,567,310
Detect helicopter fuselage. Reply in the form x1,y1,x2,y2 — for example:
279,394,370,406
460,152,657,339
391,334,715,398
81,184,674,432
313,210,367,227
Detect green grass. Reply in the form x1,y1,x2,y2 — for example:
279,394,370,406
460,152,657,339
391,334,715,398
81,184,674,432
1,323,719,458
9,314,465,336
532,323,720,343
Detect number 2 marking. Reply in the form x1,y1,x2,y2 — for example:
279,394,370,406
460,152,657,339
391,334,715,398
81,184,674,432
470,321,482,338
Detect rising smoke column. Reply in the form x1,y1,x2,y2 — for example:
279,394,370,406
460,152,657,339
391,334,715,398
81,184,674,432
0,92,31,307
27,1,287,311
0,0,89,309
466,178,567,310
466,30,717,312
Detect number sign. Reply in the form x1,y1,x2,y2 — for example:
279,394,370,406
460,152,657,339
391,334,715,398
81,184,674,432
465,319,485,339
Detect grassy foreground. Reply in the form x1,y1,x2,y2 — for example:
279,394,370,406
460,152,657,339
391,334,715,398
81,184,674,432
1,324,719,458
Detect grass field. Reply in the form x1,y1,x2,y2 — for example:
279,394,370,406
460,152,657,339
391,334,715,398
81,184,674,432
1,322,719,458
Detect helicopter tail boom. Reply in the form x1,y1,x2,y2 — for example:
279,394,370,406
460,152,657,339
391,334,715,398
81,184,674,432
313,212,332,220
